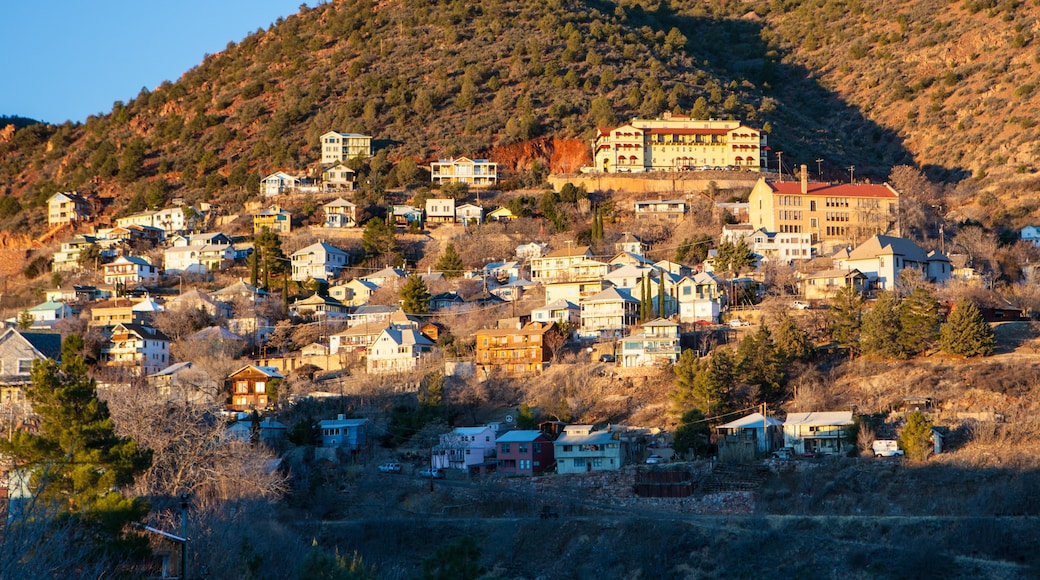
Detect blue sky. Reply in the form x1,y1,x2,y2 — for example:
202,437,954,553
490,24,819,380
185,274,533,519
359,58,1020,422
0,1,301,124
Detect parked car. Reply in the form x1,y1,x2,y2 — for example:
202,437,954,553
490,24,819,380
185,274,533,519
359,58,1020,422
599,353,616,363
418,468,445,479
645,454,665,464
378,462,401,473
872,440,905,458
729,318,751,327
771,447,794,460
791,301,811,310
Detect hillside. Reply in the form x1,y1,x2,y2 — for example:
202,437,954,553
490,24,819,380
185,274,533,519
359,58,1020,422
6,0,1028,233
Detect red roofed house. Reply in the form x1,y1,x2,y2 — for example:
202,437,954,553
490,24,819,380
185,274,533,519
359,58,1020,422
748,165,901,252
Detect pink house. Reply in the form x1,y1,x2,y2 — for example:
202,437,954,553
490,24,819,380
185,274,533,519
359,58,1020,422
496,430,554,476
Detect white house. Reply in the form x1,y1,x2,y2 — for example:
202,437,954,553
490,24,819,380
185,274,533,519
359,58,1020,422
153,206,200,235
99,323,171,376
425,198,457,224
18,301,76,327
782,411,855,455
579,287,639,339
1021,225,1040,247
430,157,498,186
321,163,356,192
260,172,301,197
620,319,681,368
163,244,234,275
554,425,624,474
102,255,159,287
320,131,372,163
836,235,951,291
432,426,497,470
531,299,580,326
675,272,723,323
366,327,435,374
456,203,484,225
323,198,359,228
515,242,549,260
291,241,351,282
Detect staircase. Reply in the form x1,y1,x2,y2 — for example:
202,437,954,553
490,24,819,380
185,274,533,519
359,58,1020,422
698,463,769,494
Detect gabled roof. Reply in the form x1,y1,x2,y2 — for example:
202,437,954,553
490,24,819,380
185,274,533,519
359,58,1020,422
583,287,638,304
847,235,930,262
108,255,153,267
28,300,69,313
453,426,494,436
213,279,269,297
363,266,408,282
229,364,285,379
799,268,867,280
323,198,357,208
149,361,193,377
783,411,854,427
542,245,591,258
293,241,348,258
538,299,579,311
111,323,170,342
374,327,435,348
639,318,679,329
718,412,783,430
555,428,616,446
0,329,62,360
131,297,165,312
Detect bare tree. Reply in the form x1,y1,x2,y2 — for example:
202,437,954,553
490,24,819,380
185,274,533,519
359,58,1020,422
952,225,998,273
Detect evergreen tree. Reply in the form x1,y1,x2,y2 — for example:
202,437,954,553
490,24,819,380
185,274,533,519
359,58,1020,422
898,287,942,356
735,325,783,398
714,238,755,276
361,217,401,265
254,227,286,289
773,314,813,363
671,348,732,414
860,291,904,358
0,339,152,560
435,243,465,278
829,284,864,357
657,272,666,318
400,274,431,314
672,409,711,457
899,410,934,461
939,299,995,357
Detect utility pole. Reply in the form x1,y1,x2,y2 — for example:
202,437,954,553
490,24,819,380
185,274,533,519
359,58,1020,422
180,494,189,580
815,158,823,180
848,165,855,184
776,152,784,182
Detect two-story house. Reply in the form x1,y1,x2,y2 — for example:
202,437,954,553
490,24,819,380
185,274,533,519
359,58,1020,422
102,255,159,287
456,203,484,225
47,191,92,226
675,272,723,323
99,323,171,376
320,131,372,163
475,322,560,378
163,243,234,275
496,430,554,476
366,327,435,374
530,246,596,282
797,269,869,301
425,198,457,224
321,164,356,192
835,235,951,292
433,426,497,470
621,319,681,367
228,364,284,411
0,329,61,421
323,198,359,228
579,288,639,339
634,199,686,222
252,205,293,235
291,241,350,282
260,171,302,197
554,425,625,474
782,411,855,456
430,157,498,186
531,299,580,326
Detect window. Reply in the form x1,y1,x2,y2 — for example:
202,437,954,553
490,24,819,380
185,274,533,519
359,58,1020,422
255,381,266,393
236,381,248,393
17,359,32,374
500,443,510,453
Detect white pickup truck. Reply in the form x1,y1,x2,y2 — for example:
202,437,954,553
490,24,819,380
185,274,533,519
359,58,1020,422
872,440,904,458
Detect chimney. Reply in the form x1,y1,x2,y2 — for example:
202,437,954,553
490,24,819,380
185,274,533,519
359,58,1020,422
800,164,808,195
337,414,345,421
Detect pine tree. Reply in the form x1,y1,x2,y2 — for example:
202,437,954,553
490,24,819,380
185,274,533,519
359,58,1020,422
939,299,995,357
773,314,813,363
400,274,431,314
829,284,864,357
735,325,783,398
860,291,904,358
0,340,152,560
435,243,465,278
899,410,934,461
898,287,942,356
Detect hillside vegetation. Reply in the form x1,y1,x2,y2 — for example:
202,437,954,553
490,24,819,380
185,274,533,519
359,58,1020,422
9,0,1040,235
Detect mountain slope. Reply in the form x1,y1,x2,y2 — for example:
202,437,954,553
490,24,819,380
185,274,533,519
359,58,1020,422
1,0,1038,233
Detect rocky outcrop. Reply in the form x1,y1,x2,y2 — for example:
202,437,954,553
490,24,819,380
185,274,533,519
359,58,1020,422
488,137,591,174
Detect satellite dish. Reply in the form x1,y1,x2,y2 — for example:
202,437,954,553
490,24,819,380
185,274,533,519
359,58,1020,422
505,415,514,423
